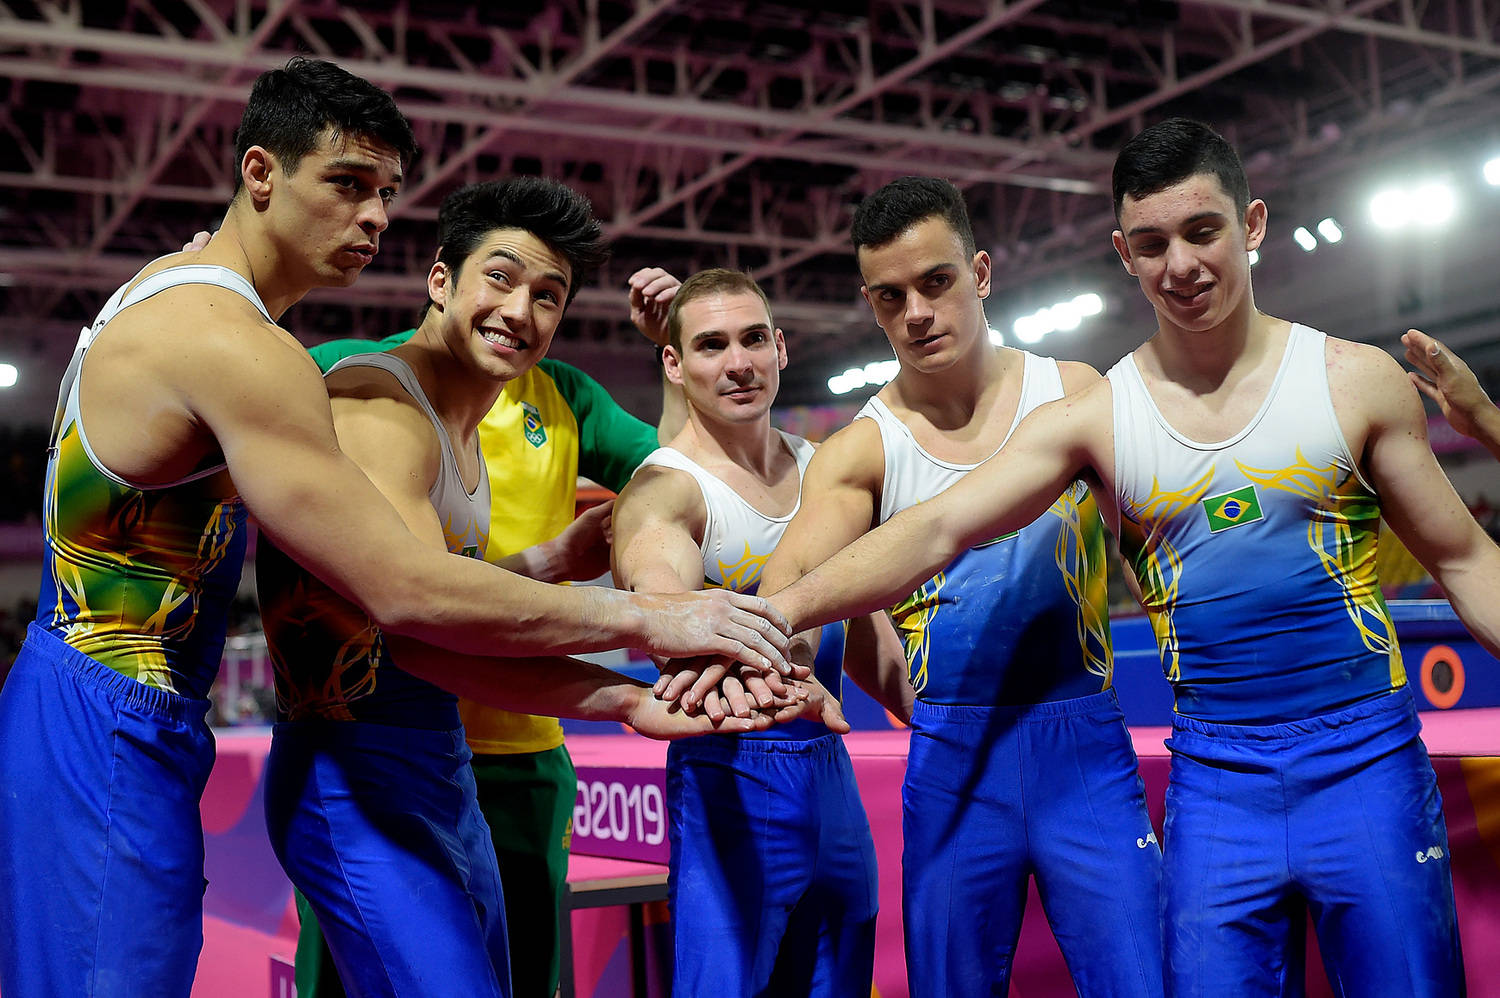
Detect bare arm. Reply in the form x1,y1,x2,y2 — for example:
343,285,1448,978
612,462,825,724
842,612,914,724
493,500,614,583
323,380,762,737
182,308,790,667
759,418,888,667
769,382,1111,633
610,464,710,598
386,636,770,739
627,267,688,443
1350,345,1500,656
1401,329,1500,461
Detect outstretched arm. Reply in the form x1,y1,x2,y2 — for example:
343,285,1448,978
385,636,770,739
181,304,791,668
751,418,891,682
299,378,764,738
1402,329,1500,461
769,382,1111,634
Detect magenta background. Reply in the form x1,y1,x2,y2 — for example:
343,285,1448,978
570,764,670,864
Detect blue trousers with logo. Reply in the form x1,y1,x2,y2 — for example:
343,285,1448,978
902,689,1164,998
1164,686,1463,997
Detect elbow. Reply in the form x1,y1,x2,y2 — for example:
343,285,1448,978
935,501,988,565
359,576,429,638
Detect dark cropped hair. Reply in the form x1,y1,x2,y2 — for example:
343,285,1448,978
666,269,774,350
1112,118,1250,220
423,178,609,317
233,57,417,194
851,177,977,257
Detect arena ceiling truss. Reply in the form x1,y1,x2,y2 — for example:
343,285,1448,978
3,0,1500,408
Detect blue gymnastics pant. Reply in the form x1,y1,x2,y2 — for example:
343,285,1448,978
902,689,1163,998
666,732,878,998
1164,685,1463,998
0,623,216,998
265,719,509,998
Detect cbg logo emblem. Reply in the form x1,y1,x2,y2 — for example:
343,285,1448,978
1416,845,1446,864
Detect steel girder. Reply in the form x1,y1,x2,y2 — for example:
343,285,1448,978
2,0,1499,402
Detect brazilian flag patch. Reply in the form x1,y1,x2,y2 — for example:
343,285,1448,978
521,401,547,449
1203,484,1263,533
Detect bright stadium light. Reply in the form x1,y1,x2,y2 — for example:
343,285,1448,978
1010,291,1105,346
1072,292,1104,316
828,359,900,396
827,367,867,396
1247,249,1260,267
1012,312,1049,345
1412,182,1456,226
1048,302,1082,332
1292,226,1318,252
1371,179,1458,233
1370,188,1410,229
863,359,900,385
1316,217,1343,243
0,364,16,389
987,325,1005,345
1483,155,1500,187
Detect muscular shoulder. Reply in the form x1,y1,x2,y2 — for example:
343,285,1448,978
615,461,707,539
620,461,701,511
1046,370,1113,420
1021,373,1114,476
1324,334,1404,384
325,367,443,490
803,416,885,492
97,281,315,410
1324,335,1423,432
1057,359,1104,395
114,278,296,352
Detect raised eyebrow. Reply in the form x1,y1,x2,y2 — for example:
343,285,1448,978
1125,211,1227,238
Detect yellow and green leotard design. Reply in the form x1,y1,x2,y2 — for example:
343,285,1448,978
38,420,247,700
